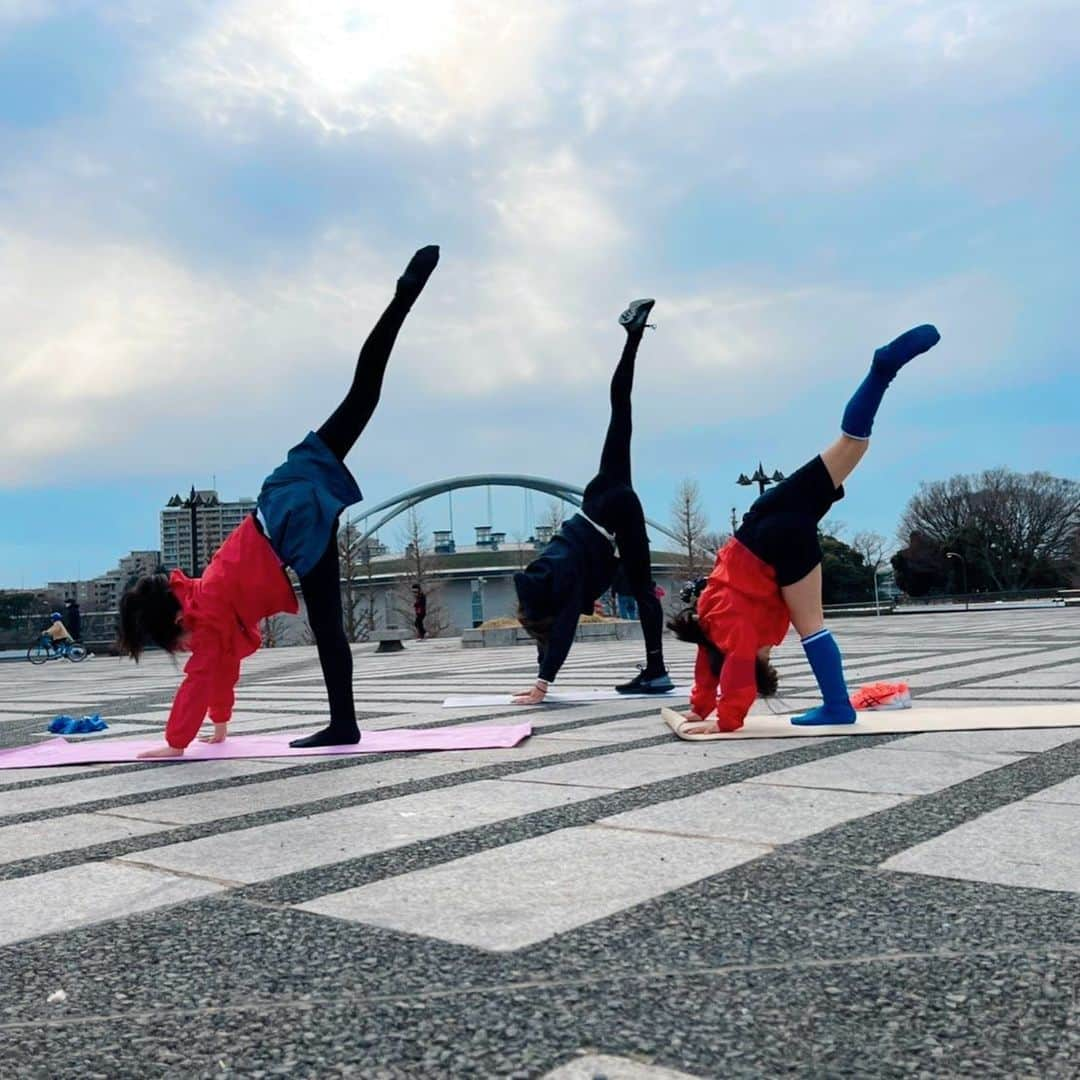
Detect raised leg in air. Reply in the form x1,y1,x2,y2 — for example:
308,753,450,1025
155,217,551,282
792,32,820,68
587,299,654,494
290,246,440,749
316,245,440,463
785,323,941,727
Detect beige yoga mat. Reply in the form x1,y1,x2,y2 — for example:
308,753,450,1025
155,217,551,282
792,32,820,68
661,704,1080,741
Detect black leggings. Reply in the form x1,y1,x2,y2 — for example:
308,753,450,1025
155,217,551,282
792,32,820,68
298,292,416,731
315,293,414,461
580,330,665,666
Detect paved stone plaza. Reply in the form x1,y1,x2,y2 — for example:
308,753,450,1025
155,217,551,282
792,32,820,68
1,607,1078,1078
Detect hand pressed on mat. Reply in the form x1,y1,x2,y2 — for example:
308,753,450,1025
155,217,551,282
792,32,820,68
677,711,715,735
199,722,228,744
673,710,744,735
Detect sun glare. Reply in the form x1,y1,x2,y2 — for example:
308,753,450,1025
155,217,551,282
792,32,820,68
271,0,460,98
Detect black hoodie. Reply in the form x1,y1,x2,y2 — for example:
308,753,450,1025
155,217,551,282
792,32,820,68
514,514,617,682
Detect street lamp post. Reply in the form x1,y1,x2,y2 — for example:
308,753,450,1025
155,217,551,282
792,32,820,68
736,463,785,498
945,551,968,611
182,486,204,577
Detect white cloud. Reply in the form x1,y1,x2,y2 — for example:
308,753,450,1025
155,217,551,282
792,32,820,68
0,228,376,483
0,0,1070,498
163,0,567,138
0,213,1019,491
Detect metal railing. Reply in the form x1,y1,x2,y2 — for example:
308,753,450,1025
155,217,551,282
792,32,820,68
0,611,119,649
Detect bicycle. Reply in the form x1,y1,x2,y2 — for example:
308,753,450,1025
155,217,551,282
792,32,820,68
27,635,88,665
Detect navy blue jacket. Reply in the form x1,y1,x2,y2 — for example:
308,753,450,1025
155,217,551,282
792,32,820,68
514,514,616,682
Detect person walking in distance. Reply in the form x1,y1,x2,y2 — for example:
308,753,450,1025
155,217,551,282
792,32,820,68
412,583,428,640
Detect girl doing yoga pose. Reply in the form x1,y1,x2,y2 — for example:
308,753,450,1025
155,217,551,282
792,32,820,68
513,300,672,704
670,324,940,733
117,247,440,756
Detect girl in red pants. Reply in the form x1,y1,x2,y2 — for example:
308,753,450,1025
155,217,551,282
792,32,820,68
670,324,940,734
117,247,440,757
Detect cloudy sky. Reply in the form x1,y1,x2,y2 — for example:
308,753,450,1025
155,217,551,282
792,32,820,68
1,0,1078,588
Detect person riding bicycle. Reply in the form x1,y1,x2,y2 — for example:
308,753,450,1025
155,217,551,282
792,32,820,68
43,613,74,650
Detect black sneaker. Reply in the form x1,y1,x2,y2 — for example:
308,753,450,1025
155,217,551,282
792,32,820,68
615,666,674,694
619,298,655,333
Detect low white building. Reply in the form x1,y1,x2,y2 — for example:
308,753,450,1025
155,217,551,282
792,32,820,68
327,535,692,638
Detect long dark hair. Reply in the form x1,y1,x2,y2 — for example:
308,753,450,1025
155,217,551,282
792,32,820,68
116,574,184,661
667,607,778,697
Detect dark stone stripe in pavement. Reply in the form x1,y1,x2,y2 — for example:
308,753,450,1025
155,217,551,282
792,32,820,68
915,652,1080,694
235,735,911,907
0,692,664,796
2,922,1077,1077
227,731,1080,909
0,705,667,815
788,736,1080,866
4,853,1079,1025
0,729,896,885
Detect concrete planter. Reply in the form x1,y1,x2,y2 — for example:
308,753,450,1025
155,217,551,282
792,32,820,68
461,620,642,648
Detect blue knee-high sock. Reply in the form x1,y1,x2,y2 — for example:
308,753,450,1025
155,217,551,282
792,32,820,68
841,324,940,439
792,628,856,726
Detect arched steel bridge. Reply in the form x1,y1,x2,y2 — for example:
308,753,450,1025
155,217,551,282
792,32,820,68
350,474,686,550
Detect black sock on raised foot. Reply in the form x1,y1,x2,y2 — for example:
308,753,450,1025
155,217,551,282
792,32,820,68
289,725,361,749
395,245,440,304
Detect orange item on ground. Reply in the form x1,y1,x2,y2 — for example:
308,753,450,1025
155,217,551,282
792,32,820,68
850,681,912,711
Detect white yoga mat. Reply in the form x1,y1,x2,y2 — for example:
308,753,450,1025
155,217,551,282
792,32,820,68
444,688,684,708
662,703,1080,741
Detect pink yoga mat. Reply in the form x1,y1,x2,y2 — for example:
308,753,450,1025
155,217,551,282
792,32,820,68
0,724,534,769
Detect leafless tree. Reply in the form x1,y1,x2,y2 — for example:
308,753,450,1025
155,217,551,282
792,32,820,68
338,519,366,643
851,531,889,574
260,612,314,648
699,530,726,560
541,499,566,534
670,478,710,578
394,508,449,636
898,469,1080,590
358,542,381,637
510,533,532,570
819,516,847,540
259,614,288,648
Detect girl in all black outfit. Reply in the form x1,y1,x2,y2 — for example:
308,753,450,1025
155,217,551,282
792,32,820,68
513,300,672,704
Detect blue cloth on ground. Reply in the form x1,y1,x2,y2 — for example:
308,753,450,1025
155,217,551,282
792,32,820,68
256,430,363,578
48,714,108,735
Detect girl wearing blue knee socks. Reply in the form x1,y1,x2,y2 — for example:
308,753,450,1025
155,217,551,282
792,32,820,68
669,325,940,733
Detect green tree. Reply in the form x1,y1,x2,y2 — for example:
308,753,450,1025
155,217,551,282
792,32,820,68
895,468,1080,593
891,532,949,596
820,532,875,604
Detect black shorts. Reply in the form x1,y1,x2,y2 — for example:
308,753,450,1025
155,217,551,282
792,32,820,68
256,431,362,579
734,456,844,587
